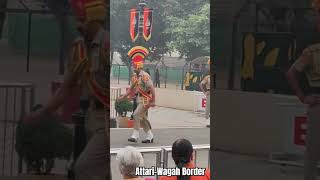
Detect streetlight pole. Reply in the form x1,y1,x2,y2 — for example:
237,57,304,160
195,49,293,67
138,0,147,45
131,0,149,115
129,0,148,85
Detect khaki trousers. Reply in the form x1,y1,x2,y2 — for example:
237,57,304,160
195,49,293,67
205,93,210,119
133,97,152,132
74,109,108,180
305,104,320,180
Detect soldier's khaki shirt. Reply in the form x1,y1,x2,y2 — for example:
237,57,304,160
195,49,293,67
293,43,320,88
66,27,109,131
201,75,210,91
131,70,153,102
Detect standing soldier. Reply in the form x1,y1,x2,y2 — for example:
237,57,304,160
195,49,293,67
119,48,156,143
200,59,211,128
286,1,320,178
287,0,320,180
23,0,110,179
287,44,320,180
155,68,161,88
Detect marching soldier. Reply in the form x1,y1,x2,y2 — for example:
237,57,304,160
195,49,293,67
200,59,211,128
119,48,156,143
23,0,110,179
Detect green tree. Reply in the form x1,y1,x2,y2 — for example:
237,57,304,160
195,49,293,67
166,3,210,61
163,0,209,18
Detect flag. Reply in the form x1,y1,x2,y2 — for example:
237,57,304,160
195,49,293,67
143,8,153,41
130,8,139,42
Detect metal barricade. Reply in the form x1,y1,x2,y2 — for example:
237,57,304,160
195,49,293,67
110,87,121,119
0,83,34,176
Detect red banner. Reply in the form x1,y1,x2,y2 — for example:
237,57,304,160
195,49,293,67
294,116,307,146
130,8,139,42
202,98,206,108
143,8,153,41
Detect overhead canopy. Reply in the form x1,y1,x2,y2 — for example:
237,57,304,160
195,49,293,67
189,56,210,65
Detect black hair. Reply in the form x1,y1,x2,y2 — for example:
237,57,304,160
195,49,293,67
172,139,193,180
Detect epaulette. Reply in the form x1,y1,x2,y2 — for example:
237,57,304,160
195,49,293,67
142,74,150,82
307,43,320,53
72,37,85,46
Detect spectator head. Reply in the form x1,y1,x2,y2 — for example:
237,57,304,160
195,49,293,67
172,139,194,168
116,146,144,177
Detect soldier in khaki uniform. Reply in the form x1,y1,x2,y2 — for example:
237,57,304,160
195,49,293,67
119,48,156,143
23,0,110,179
200,59,211,128
286,2,320,180
287,43,320,180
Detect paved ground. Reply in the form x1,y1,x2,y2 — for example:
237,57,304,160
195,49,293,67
116,106,208,129
110,128,210,148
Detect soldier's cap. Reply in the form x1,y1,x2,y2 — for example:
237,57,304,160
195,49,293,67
128,46,150,69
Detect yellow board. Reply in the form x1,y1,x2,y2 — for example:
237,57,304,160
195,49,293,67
242,34,255,79
264,48,280,67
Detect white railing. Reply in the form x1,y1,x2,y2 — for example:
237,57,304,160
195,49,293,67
110,87,121,119
0,83,35,176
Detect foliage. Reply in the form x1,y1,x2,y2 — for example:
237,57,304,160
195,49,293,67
162,0,209,18
111,0,210,65
115,97,133,117
166,3,210,61
16,105,73,175
111,0,172,66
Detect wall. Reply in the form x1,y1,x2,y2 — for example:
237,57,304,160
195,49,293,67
155,88,200,111
212,90,306,156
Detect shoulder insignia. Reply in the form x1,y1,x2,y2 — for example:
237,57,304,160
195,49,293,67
142,74,150,82
72,37,84,45
307,44,320,53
